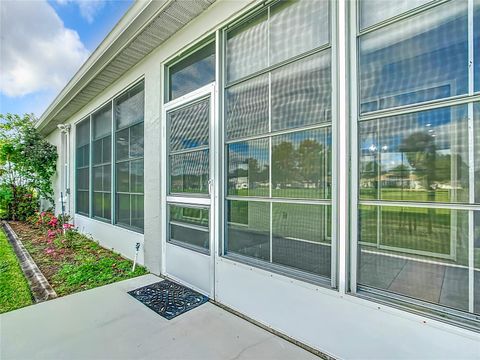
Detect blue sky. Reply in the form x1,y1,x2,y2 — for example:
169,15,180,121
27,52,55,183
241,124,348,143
0,0,133,118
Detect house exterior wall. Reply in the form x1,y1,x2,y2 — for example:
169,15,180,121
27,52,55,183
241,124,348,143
45,0,480,357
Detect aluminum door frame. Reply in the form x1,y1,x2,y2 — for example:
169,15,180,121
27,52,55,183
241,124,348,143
161,83,216,297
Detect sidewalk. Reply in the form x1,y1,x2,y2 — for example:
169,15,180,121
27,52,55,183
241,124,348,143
0,274,319,360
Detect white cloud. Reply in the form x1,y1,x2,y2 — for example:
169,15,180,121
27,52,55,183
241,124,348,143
0,0,90,98
55,0,105,23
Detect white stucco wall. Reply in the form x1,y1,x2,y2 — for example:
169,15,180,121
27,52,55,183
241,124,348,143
44,0,480,357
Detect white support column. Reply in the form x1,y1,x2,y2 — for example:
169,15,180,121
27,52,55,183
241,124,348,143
337,0,349,294
143,61,162,275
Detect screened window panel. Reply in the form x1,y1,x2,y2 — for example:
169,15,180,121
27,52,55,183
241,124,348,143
114,83,144,232
115,83,144,129
169,205,209,250
272,128,331,199
92,104,112,140
76,145,89,168
116,128,129,161
475,0,480,92
271,51,331,131
169,99,209,152
131,195,144,230
358,205,470,312
170,150,209,194
93,165,111,192
76,119,90,215
93,139,103,165
359,106,469,203
76,120,90,146
226,200,270,261
225,74,269,140
269,0,329,65
226,11,268,83
76,191,89,215
359,0,432,30
227,138,269,197
93,166,103,191
93,193,111,220
359,1,468,113
169,42,215,101
475,103,480,203
116,194,130,227
130,159,144,193
130,122,144,158
93,136,111,165
272,203,331,277
358,205,378,245
76,168,89,191
116,162,130,193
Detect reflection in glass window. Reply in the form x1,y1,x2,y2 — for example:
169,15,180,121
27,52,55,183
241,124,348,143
272,128,331,199
226,200,270,261
271,51,331,131
359,106,469,203
226,75,269,140
359,0,431,30
170,150,209,194
227,138,269,197
168,42,215,101
272,203,331,277
358,205,470,312
76,119,90,216
269,0,329,65
169,205,209,251
359,1,468,113
169,99,209,152
226,11,268,83
115,82,144,231
115,83,144,129
92,104,112,221
224,0,332,282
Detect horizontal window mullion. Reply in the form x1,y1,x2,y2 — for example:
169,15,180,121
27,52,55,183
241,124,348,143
115,119,144,133
169,220,209,233
92,133,111,142
225,44,332,89
225,122,332,144
92,162,111,167
116,191,143,195
169,145,209,156
357,0,450,36
115,157,144,164
226,195,331,205
358,199,480,211
358,93,480,122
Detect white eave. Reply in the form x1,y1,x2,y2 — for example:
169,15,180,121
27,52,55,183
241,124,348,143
37,0,215,135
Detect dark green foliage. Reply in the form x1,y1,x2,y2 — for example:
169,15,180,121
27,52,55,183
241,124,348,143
0,113,57,220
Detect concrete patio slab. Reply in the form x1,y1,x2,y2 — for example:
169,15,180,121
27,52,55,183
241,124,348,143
0,274,319,360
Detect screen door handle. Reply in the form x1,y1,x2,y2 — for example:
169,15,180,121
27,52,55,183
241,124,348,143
208,179,213,195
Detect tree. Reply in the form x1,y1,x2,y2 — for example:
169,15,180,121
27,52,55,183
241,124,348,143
297,139,323,185
0,114,57,220
272,141,296,188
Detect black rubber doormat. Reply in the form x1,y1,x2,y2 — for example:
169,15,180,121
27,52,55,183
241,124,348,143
128,280,208,320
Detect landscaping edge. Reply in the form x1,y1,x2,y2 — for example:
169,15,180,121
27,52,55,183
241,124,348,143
2,221,57,302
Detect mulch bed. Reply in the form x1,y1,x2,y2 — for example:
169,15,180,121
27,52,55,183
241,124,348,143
8,221,147,297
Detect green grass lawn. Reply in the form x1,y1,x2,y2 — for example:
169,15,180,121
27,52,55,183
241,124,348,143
0,229,33,314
